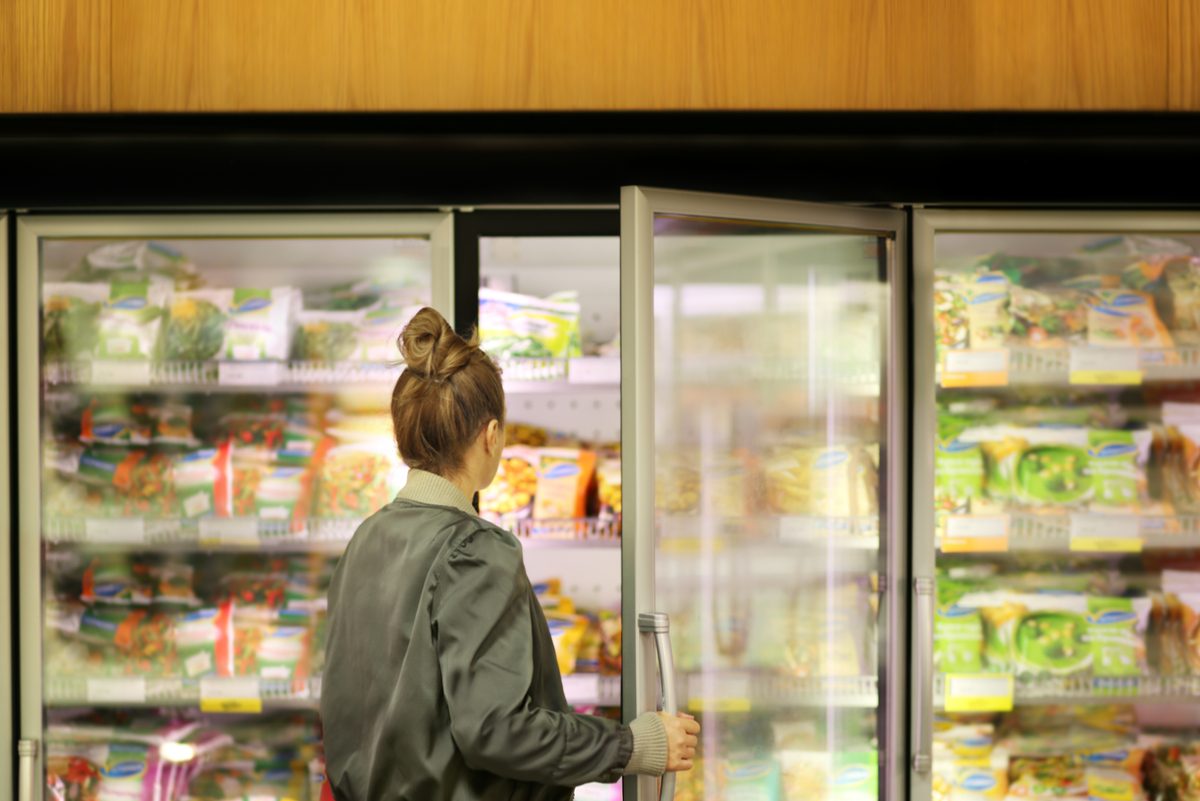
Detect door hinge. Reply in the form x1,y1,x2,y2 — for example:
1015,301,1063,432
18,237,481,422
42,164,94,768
914,576,935,595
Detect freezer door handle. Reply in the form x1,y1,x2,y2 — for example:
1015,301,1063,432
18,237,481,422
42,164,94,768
912,577,935,774
638,612,677,801
18,739,38,801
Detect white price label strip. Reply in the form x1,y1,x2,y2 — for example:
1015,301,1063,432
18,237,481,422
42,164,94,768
943,515,1010,552
89,360,152,386
218,362,284,386
941,349,1009,388
1069,347,1142,385
87,678,146,704
199,517,260,544
85,518,146,544
200,677,262,713
1070,514,1142,552
943,673,1013,712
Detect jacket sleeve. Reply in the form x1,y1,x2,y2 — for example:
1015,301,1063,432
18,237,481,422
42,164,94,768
432,527,633,787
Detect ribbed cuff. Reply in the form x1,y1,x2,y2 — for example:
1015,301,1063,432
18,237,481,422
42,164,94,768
624,713,668,776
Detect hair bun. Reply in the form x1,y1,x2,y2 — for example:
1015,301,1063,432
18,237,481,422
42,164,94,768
399,307,475,381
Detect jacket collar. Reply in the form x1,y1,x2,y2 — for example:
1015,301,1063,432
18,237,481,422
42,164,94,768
397,469,476,516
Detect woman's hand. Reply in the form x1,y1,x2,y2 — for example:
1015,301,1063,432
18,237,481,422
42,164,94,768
659,712,700,772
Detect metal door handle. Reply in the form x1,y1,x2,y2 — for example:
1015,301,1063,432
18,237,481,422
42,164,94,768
912,577,935,774
638,611,677,801
18,739,38,801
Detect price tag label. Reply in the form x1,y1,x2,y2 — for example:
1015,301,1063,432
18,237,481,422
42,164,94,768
218,361,284,387
1070,514,1142,553
89,360,152,386
685,673,752,713
941,350,1009,388
85,518,146,544
200,677,262,714
87,678,146,703
199,517,260,545
943,673,1014,712
568,357,620,385
1069,348,1142,386
942,515,1010,553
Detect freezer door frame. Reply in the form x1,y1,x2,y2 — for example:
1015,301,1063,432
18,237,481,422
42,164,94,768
911,209,1200,801
1,213,11,801
621,187,909,801
14,211,453,801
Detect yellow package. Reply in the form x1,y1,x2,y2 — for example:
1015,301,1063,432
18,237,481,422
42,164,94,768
533,448,596,520
546,613,588,676
765,444,878,518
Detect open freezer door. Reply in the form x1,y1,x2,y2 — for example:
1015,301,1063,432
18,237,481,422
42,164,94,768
620,188,908,801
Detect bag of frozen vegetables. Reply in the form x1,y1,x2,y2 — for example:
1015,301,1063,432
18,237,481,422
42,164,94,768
43,283,107,362
478,288,582,360
70,240,200,289
172,442,233,519
315,441,407,519
161,289,229,361
291,309,364,362
223,287,297,361
96,280,167,360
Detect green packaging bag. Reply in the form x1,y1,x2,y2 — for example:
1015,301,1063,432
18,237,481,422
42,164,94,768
1086,596,1150,678
1087,430,1151,510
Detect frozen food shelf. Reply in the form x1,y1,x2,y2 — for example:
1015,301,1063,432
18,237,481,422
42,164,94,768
499,356,620,393
509,517,621,548
941,346,1200,388
677,356,881,391
44,676,318,710
934,675,1200,708
43,360,403,392
680,674,878,710
937,513,1200,553
660,515,879,551
44,516,350,553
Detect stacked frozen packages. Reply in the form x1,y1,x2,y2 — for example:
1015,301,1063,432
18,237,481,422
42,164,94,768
44,553,331,688
935,236,1200,361
478,424,619,530
43,397,408,530
43,241,430,366
935,706,1200,801
933,567,1200,683
44,710,320,801
477,288,583,361
932,400,1200,524
534,579,621,678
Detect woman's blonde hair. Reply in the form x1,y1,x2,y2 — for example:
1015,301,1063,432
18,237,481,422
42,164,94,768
392,307,505,476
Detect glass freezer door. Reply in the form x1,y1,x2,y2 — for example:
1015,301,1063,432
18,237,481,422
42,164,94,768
620,188,908,801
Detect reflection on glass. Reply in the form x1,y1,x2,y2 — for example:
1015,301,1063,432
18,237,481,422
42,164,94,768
652,215,888,800
38,236,432,800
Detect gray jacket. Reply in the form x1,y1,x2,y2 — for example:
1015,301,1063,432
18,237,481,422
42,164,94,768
322,470,665,801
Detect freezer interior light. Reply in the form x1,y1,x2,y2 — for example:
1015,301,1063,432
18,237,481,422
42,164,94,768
160,742,196,763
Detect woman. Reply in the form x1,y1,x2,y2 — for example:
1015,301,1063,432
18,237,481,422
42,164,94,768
322,307,699,800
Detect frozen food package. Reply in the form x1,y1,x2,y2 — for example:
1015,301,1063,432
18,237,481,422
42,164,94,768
935,599,985,673
148,562,201,607
223,287,297,361
1086,596,1150,678
1007,756,1086,801
358,303,422,362
779,752,832,801
147,402,199,447
1164,258,1200,338
73,606,177,677
546,613,588,676
80,401,153,447
81,558,153,606
1086,289,1173,349
1012,427,1091,509
596,456,622,522
966,272,1012,349
1172,592,1200,674
533,448,596,520
935,276,971,358
173,603,235,678
45,741,175,801
161,289,229,361
173,443,235,518
292,309,365,362
967,591,1091,678
478,287,583,360
765,444,878,518
655,458,700,514
71,240,199,289
96,280,167,360
722,758,783,800
935,437,988,520
42,282,107,361
479,446,539,523
1008,284,1089,348
315,441,407,519
1086,429,1153,511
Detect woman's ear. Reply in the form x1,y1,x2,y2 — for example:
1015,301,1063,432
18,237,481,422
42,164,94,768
486,419,502,454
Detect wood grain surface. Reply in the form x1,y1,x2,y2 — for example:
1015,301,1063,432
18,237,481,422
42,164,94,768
0,1,1191,114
